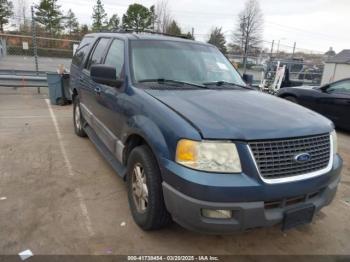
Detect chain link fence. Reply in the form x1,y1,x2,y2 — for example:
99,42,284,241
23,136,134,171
0,33,79,72
0,15,80,73
229,40,325,86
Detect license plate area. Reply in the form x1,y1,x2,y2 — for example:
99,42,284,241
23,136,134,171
282,204,315,231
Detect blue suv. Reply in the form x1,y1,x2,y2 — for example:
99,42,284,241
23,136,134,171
70,32,342,233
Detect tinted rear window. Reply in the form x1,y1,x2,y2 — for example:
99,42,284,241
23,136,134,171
72,37,94,66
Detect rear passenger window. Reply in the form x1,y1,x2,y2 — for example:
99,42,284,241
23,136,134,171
104,39,125,78
72,37,93,66
85,38,110,70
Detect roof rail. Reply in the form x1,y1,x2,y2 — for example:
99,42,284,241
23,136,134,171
96,28,193,40
140,30,193,39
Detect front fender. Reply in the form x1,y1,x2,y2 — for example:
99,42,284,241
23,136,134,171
123,115,171,161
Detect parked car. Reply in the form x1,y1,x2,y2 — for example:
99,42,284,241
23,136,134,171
70,32,342,234
278,78,350,131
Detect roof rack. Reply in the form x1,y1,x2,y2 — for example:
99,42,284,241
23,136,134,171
96,28,193,40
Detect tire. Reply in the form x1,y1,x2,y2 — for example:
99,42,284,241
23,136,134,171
284,96,298,104
73,96,87,137
127,145,171,230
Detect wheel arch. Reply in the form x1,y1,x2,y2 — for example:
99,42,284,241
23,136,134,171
72,88,79,100
279,92,298,99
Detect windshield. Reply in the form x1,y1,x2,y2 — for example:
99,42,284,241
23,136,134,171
130,40,245,87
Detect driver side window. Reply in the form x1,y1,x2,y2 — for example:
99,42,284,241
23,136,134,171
104,39,125,79
328,80,350,94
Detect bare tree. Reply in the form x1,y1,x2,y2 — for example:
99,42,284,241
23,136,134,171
155,0,172,33
233,0,263,73
14,0,29,32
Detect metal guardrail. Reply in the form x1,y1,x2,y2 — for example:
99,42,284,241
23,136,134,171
0,69,49,87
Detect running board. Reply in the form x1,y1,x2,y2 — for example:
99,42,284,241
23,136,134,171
84,125,127,179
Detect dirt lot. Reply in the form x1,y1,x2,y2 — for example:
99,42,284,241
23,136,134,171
0,87,349,255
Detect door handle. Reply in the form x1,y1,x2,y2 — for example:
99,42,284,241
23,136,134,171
94,87,101,95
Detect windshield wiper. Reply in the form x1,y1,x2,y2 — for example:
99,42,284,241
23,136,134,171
203,81,251,89
138,78,207,88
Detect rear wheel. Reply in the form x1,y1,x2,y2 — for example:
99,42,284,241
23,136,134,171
73,96,87,137
127,145,171,230
284,96,298,104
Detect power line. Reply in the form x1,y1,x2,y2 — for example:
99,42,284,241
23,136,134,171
264,21,350,42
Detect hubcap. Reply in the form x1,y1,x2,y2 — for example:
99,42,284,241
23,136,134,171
132,163,148,213
75,104,81,130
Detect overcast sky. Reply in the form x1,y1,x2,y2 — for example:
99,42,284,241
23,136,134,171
32,0,350,53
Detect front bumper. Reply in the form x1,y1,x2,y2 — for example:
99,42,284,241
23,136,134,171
160,154,342,234
163,176,340,234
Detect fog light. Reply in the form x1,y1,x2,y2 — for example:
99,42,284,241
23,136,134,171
201,209,232,219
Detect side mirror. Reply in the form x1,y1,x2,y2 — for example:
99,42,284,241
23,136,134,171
90,64,123,88
242,73,253,85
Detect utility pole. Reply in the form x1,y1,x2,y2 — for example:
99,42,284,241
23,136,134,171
191,27,194,38
31,6,39,93
292,42,296,58
270,40,274,58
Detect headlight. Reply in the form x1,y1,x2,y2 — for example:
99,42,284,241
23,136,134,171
331,130,338,154
175,139,242,173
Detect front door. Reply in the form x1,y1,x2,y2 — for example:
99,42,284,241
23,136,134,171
317,79,350,129
95,38,126,160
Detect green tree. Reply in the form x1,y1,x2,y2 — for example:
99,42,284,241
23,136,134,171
65,9,79,35
208,27,227,54
185,32,194,40
80,24,89,36
122,3,153,32
165,20,181,36
0,0,14,32
106,14,120,30
149,5,156,30
92,0,107,31
35,0,63,35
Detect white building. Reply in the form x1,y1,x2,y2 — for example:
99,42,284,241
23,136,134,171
321,49,350,85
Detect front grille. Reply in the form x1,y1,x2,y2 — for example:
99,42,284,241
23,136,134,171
249,134,331,180
264,189,323,209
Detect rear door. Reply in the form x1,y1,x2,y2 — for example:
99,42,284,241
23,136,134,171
79,37,111,115
70,36,94,101
317,80,350,129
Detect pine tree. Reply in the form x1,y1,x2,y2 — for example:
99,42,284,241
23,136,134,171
35,0,63,35
166,20,181,36
106,14,119,30
92,0,107,32
0,0,14,32
65,9,79,35
80,24,89,36
122,3,153,32
208,27,227,54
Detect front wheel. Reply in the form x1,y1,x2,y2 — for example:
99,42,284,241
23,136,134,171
127,145,171,230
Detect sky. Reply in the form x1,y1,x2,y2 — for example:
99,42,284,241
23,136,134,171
28,0,350,53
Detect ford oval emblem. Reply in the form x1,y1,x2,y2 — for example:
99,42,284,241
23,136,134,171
294,153,311,163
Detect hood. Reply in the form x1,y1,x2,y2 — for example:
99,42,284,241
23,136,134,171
145,89,333,140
